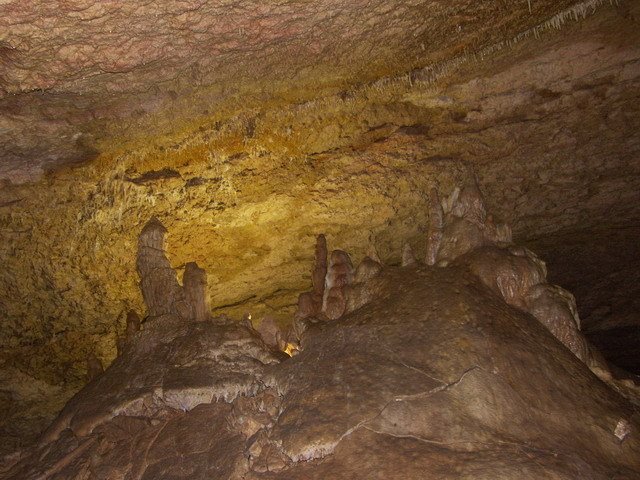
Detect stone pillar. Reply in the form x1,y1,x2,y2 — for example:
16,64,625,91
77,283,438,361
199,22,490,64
125,309,141,340
322,250,354,320
295,234,328,320
183,262,209,322
85,352,103,382
425,187,443,265
136,217,189,320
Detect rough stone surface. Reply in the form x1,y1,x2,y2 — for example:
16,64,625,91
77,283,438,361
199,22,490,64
2,259,639,479
183,262,209,322
137,217,190,320
0,0,592,182
322,250,354,321
1,0,640,457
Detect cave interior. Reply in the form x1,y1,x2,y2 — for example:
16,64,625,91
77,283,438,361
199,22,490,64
1,0,640,478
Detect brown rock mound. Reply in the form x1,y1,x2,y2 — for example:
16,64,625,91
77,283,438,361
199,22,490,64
3,187,640,479
3,266,639,479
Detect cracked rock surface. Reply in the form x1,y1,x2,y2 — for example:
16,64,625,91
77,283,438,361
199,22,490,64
3,262,639,479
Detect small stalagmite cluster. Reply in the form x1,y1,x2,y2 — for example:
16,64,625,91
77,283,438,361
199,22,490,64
430,183,600,371
289,236,385,354
290,181,602,379
136,217,210,323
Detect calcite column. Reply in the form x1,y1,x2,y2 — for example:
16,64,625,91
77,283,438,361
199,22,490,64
85,353,103,382
183,262,209,322
295,234,328,320
425,187,443,265
136,218,190,320
125,310,141,340
322,250,354,320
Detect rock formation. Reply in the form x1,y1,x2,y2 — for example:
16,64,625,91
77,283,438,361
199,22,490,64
84,353,103,383
294,235,328,321
1,5,639,456
423,182,602,375
525,283,590,362
401,243,417,267
183,262,209,323
136,218,213,325
3,198,640,479
136,218,190,320
125,310,141,341
434,183,512,265
294,238,385,330
321,250,354,321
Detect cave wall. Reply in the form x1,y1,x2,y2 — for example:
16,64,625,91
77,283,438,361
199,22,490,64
0,0,639,456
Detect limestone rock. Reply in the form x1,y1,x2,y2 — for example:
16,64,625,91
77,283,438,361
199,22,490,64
525,283,589,362
353,256,383,284
345,256,384,315
183,262,209,322
401,243,416,267
125,310,141,341
460,245,547,310
294,292,318,322
435,183,512,265
322,250,354,321
1,0,600,181
255,316,284,351
426,181,599,377
84,353,103,383
294,235,328,322
34,315,280,450
136,218,190,320
1,3,640,460
4,260,640,479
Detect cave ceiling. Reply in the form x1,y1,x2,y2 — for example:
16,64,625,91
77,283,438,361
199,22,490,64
0,0,619,181
0,0,639,456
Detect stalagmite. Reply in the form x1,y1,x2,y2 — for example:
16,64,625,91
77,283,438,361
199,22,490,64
401,243,417,266
295,238,383,326
85,353,103,382
346,255,384,314
256,316,281,350
136,218,190,320
434,181,607,375
354,256,383,283
431,181,513,266
322,250,354,320
294,234,328,321
183,262,209,322
312,235,328,299
125,310,141,340
484,214,513,244
461,246,547,310
450,181,486,224
525,284,589,361
8,174,640,478
425,187,443,266
436,183,491,264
